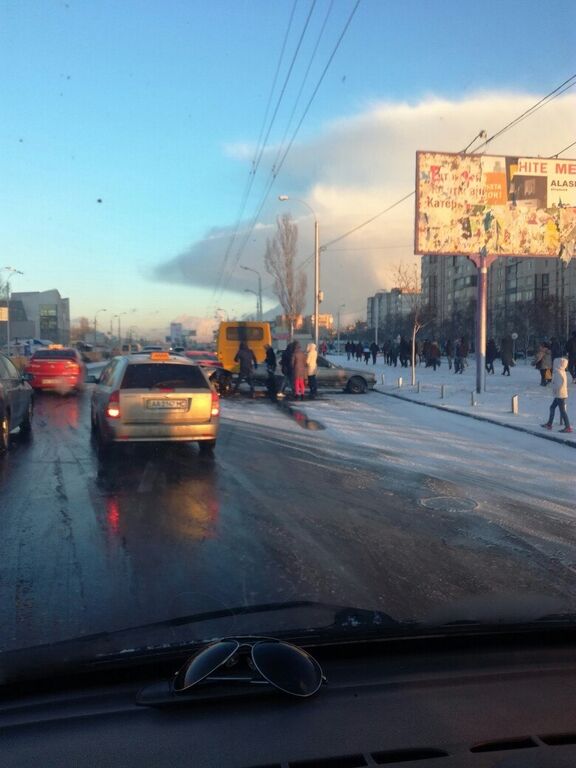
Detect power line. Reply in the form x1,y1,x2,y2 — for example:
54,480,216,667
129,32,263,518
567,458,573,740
550,139,576,158
211,2,298,302
475,74,576,151
217,0,362,296
309,75,576,255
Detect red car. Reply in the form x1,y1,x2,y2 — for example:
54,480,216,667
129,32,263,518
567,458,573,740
25,347,86,394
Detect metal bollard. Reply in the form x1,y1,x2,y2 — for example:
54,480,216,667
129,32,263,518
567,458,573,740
416,381,421,393
397,377,403,388
441,384,445,399
511,394,519,415
380,373,385,385
470,391,477,406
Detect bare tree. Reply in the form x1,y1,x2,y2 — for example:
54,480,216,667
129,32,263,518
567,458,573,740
394,263,429,385
264,214,307,340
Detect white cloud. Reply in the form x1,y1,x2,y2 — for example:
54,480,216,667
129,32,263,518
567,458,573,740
153,91,576,320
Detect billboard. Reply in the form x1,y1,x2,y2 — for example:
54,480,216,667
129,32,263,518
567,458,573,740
415,151,576,258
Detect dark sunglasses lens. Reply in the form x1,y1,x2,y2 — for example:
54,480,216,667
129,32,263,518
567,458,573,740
174,640,238,691
252,642,323,697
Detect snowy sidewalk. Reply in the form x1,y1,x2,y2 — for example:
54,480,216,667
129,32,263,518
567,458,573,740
326,353,576,447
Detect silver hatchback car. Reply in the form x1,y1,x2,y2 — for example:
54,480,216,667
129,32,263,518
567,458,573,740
90,352,220,452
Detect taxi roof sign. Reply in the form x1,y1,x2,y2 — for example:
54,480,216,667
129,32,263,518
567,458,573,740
150,351,170,360
48,344,64,349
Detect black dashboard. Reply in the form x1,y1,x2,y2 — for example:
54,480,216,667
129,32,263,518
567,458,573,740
3,632,576,767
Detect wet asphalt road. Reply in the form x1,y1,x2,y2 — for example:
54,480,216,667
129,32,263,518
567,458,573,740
1,387,576,653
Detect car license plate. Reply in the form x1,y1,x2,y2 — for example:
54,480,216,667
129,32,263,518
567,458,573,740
42,378,57,385
146,399,188,410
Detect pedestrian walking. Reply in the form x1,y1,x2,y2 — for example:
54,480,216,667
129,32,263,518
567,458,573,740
233,341,258,396
345,341,352,361
429,340,441,371
280,341,295,395
445,338,453,370
363,344,371,364
306,342,318,399
532,342,552,386
370,341,379,365
291,341,307,401
550,337,562,363
485,338,497,374
541,357,572,433
454,338,463,374
265,344,278,401
500,334,514,376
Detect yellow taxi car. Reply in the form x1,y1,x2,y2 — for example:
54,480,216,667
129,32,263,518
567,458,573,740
89,352,220,453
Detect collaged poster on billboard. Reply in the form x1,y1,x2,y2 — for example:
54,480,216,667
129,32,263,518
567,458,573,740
415,151,576,258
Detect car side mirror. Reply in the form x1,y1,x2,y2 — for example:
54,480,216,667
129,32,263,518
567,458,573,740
86,374,100,384
21,372,33,382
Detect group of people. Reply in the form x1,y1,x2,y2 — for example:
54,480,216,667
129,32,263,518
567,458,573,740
232,340,318,401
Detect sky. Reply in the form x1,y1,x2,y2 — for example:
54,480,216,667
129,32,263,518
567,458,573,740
1,0,575,340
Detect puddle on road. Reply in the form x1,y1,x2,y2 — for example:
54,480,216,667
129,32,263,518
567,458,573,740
275,400,326,430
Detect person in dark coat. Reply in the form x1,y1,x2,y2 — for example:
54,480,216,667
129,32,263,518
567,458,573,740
345,341,352,361
485,338,497,374
550,337,562,363
500,334,514,376
280,341,295,395
264,344,277,401
355,341,363,361
370,341,379,365
233,341,258,396
428,340,441,371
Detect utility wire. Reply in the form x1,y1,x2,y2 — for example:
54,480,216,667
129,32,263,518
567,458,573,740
218,0,361,296
474,74,576,151
211,1,298,301
550,139,576,158
306,75,576,258
214,1,319,298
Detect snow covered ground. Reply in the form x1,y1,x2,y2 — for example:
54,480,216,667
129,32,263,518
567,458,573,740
327,353,576,444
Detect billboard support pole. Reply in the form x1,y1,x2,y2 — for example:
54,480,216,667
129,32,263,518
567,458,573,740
470,248,496,394
476,249,488,394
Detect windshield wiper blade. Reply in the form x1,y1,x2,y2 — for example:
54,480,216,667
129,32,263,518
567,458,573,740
0,601,401,683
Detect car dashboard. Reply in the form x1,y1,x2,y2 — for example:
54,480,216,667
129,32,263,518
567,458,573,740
3,631,576,767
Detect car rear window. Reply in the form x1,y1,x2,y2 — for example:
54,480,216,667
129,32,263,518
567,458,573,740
120,363,209,390
32,350,77,360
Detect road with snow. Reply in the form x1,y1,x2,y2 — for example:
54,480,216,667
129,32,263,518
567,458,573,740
1,384,575,652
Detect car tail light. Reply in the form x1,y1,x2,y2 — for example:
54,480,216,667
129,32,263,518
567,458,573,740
105,391,121,419
211,390,220,417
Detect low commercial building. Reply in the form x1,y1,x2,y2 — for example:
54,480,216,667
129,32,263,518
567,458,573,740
8,289,70,345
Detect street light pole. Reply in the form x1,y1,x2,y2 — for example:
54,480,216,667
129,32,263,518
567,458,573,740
241,266,263,321
337,303,345,354
278,195,321,349
2,266,24,351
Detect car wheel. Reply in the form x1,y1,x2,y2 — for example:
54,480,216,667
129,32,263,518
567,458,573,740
347,376,367,395
0,410,11,453
19,400,33,437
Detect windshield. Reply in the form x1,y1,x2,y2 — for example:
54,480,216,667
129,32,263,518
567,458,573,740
1,1,575,682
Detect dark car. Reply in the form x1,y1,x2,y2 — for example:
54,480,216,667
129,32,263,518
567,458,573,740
0,353,34,452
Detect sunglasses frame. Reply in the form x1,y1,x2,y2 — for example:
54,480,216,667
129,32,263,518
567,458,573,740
173,635,325,698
